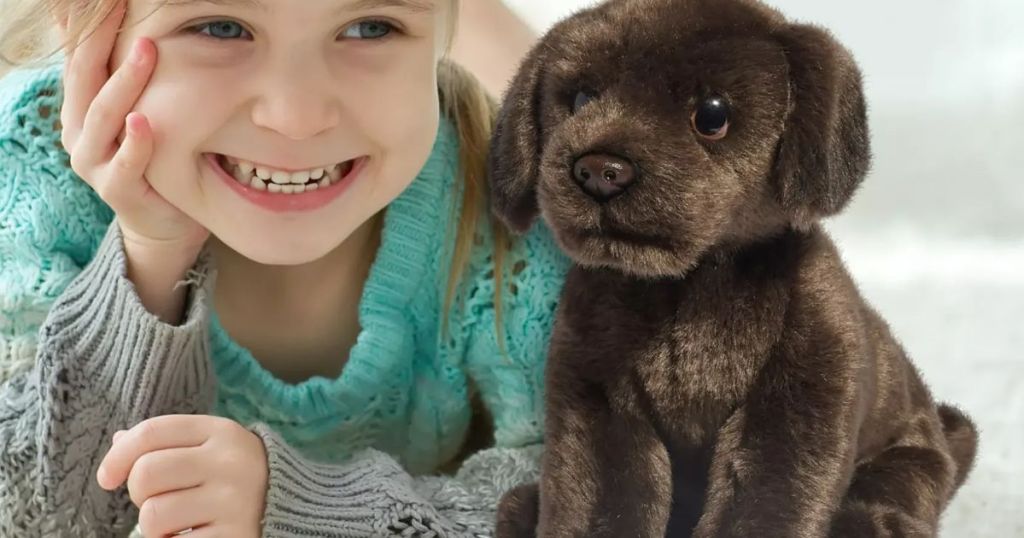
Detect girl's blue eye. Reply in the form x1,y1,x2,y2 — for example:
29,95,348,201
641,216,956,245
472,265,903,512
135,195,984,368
190,20,250,40
185,19,396,42
341,20,396,40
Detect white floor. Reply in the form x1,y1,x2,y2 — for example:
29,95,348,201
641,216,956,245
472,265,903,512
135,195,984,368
509,1,1024,536
832,231,1024,538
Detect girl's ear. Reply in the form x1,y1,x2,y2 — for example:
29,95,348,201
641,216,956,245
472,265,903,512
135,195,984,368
486,40,549,234
771,23,872,225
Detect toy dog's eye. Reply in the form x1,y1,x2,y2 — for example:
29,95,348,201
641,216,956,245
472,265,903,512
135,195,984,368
571,90,597,114
691,96,731,140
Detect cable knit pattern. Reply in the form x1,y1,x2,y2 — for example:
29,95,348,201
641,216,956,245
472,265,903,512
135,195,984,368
1,218,217,537
0,63,569,536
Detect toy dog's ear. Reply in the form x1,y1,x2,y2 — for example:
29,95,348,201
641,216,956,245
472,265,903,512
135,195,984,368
772,23,871,224
487,43,548,233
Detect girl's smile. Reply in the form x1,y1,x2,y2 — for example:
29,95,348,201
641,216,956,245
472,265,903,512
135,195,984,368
207,152,369,212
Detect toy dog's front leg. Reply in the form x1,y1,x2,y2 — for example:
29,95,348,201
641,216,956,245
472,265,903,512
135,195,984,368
692,367,857,538
496,482,541,538
535,380,673,538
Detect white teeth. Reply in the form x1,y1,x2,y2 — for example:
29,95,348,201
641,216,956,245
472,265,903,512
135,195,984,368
270,171,291,185
231,167,249,184
222,154,354,195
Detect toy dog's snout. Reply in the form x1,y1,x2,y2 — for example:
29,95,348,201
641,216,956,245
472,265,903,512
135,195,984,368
571,153,637,201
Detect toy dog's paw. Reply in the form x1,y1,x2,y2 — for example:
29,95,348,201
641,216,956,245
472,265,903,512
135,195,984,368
496,482,540,538
829,503,934,538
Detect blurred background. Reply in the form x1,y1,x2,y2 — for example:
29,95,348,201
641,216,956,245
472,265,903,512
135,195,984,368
504,0,1023,535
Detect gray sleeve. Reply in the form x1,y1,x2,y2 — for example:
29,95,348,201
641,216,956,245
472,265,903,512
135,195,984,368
253,423,542,538
0,219,218,537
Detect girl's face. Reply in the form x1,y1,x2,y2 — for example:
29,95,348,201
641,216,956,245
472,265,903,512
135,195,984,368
110,0,448,265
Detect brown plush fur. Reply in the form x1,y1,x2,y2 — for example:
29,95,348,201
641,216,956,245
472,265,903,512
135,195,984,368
486,0,978,536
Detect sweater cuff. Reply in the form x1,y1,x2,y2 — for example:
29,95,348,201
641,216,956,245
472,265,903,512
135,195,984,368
252,422,450,537
40,218,217,417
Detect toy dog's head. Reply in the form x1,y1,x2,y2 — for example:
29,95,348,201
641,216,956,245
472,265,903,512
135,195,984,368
488,0,871,278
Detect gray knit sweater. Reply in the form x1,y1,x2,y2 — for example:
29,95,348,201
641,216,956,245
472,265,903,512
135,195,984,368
0,220,543,537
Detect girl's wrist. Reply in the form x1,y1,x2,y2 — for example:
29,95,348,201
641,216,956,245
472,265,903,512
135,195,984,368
122,236,205,326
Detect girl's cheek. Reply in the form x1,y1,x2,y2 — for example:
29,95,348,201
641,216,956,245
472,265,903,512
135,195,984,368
129,79,228,185
133,68,240,126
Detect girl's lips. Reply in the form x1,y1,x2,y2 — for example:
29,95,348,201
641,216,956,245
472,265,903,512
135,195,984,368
206,152,368,214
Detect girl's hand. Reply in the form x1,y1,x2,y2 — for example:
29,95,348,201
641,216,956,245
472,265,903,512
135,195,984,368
60,0,210,253
97,415,269,538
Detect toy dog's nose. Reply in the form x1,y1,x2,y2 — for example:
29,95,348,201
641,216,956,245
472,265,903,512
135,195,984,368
572,153,636,202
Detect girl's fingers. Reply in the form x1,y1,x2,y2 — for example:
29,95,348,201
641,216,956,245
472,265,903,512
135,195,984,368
60,0,128,150
72,38,156,173
98,415,211,491
93,112,153,210
124,445,206,509
136,487,216,538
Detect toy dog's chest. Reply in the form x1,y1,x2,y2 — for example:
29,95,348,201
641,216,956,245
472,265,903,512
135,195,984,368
550,263,789,445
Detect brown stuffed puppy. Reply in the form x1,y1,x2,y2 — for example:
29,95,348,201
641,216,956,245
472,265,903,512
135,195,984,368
486,0,978,536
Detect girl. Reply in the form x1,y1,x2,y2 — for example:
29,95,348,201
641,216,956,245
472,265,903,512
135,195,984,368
0,0,569,536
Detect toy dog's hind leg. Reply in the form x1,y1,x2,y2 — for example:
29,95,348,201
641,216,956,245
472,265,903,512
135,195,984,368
829,405,977,538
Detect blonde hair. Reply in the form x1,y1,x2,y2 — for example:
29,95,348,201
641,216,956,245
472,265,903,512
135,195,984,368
1,0,512,343
438,0,512,343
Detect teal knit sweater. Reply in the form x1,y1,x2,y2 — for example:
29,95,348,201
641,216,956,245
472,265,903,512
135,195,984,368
0,62,570,536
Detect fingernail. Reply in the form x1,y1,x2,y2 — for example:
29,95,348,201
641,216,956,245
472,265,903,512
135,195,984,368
130,39,146,65
125,114,139,136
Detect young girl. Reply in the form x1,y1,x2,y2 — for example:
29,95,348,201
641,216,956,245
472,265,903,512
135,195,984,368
0,0,569,535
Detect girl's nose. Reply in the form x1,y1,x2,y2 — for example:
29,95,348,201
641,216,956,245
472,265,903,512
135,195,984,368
250,75,341,140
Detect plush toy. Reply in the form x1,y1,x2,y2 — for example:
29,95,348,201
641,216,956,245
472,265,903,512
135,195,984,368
486,0,977,536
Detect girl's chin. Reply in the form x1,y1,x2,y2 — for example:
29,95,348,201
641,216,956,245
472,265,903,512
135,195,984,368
207,228,340,266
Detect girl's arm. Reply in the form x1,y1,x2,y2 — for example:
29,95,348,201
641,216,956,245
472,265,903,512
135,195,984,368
252,425,542,537
2,212,541,537
2,211,542,538
449,0,538,98
0,217,218,535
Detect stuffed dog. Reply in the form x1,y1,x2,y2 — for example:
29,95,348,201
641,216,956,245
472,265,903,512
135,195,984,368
486,0,978,536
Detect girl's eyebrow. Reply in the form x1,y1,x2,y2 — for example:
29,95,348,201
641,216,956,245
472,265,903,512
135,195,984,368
158,0,436,14
346,0,435,13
